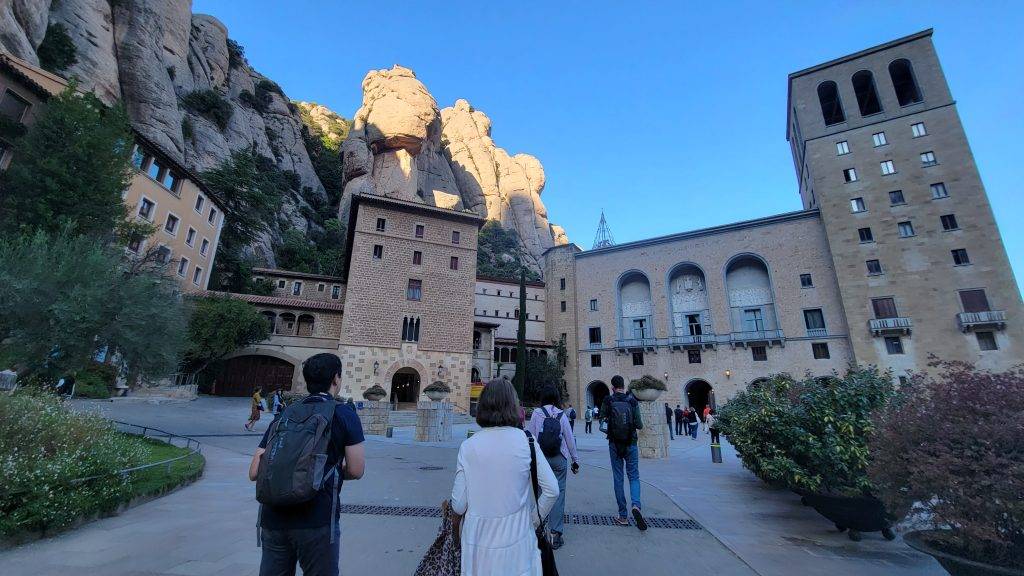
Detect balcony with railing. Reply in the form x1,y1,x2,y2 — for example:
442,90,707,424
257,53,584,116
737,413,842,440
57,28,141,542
728,304,784,347
615,337,658,351
728,329,785,347
868,317,912,336
806,327,828,338
956,310,1006,332
669,324,716,349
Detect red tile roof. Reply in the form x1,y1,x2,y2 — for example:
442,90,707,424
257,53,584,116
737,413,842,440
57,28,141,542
201,291,345,312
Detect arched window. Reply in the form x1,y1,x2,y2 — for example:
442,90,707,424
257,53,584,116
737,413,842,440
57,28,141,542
473,330,481,350
493,346,500,362
277,312,296,335
539,350,547,360
889,59,922,106
725,255,778,337
296,314,315,336
401,317,409,341
400,317,420,342
413,318,420,342
817,81,845,125
510,348,517,363
851,70,882,116
617,271,653,342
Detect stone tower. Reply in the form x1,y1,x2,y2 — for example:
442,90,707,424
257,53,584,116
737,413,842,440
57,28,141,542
786,29,1023,375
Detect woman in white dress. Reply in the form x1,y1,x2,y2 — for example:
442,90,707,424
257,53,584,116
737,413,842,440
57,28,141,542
452,378,559,576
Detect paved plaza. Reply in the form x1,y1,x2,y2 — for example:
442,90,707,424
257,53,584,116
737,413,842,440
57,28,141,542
0,398,944,576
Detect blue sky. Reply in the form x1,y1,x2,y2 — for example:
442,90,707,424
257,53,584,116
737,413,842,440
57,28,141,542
195,0,1024,284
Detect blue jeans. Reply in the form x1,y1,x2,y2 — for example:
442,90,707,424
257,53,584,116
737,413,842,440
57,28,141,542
546,454,567,534
259,525,340,576
689,423,698,439
608,443,641,518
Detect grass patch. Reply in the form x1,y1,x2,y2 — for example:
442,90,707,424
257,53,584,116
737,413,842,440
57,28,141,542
127,436,205,498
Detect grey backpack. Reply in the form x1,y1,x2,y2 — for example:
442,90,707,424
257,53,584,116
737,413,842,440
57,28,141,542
256,397,337,506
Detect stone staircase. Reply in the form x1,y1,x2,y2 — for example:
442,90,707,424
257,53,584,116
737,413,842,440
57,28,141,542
387,409,474,427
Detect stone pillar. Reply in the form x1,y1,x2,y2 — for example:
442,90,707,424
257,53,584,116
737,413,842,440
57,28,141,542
636,399,670,459
415,400,453,442
360,400,390,436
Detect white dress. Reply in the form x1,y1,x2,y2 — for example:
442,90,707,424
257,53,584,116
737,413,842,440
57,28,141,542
451,426,559,576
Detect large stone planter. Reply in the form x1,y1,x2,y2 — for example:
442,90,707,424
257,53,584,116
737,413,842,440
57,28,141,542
360,400,390,436
632,388,663,402
425,390,449,402
904,530,1024,576
415,400,453,442
636,399,669,459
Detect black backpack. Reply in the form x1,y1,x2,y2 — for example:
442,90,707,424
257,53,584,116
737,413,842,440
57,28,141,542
606,398,635,444
537,407,563,458
256,397,337,506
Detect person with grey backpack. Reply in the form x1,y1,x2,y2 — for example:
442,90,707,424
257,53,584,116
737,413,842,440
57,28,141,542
526,386,579,550
248,353,366,576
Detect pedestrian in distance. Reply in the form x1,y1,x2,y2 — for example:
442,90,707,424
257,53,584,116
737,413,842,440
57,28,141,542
688,408,700,439
600,378,647,531
702,404,712,432
674,404,684,437
664,402,674,440
249,353,366,576
584,406,594,434
567,403,577,432
453,377,559,574
526,386,579,550
270,389,284,416
708,409,721,445
245,387,264,431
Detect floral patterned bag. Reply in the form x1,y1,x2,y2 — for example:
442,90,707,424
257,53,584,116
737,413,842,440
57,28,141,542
415,499,462,576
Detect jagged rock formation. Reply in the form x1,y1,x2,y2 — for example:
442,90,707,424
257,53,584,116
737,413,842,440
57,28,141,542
296,101,350,150
340,67,567,269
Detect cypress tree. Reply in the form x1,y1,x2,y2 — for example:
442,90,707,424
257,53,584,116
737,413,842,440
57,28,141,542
513,270,528,400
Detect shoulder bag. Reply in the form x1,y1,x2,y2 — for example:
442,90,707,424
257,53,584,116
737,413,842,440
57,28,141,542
526,430,560,576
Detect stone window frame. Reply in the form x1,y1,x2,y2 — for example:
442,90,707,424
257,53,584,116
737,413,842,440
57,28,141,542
976,331,998,351
291,281,302,296
590,354,601,368
835,140,850,155
192,266,203,287
631,351,644,366
843,167,858,183
413,250,422,265
376,217,386,232
940,214,959,231
751,346,768,362
897,221,915,238
414,223,425,239
176,256,189,278
858,227,874,243
200,238,210,257
372,244,383,260
812,342,830,360
866,259,883,276
951,248,971,267
911,122,927,138
884,336,904,355
163,211,180,237
872,131,888,147
687,349,701,364
185,226,197,247
800,273,813,288
137,196,157,222
194,193,206,214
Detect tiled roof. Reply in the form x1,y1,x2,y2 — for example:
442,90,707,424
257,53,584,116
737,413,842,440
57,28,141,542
252,268,347,282
201,291,345,312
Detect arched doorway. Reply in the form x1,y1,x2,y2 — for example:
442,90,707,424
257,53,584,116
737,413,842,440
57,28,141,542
685,379,713,414
215,355,294,397
587,380,610,411
390,367,421,410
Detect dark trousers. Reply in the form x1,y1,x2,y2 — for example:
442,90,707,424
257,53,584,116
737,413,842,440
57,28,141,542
570,419,576,432
585,421,592,433
666,419,673,439
260,525,340,576
711,429,721,444
675,421,683,436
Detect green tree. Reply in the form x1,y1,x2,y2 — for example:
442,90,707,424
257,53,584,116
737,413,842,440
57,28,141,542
276,228,318,273
182,296,270,373
0,230,187,382
513,271,528,400
476,221,540,282
37,23,77,73
0,87,133,239
523,353,565,406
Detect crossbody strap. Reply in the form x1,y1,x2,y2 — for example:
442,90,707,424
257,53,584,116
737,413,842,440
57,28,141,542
524,430,545,529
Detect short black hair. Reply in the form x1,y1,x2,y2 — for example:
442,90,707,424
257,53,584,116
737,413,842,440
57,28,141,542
540,385,560,407
476,378,521,428
303,353,341,394
611,375,625,390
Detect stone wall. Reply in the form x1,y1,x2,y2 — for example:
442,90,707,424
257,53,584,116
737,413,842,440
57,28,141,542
359,400,390,436
337,344,473,413
415,400,453,442
636,399,669,459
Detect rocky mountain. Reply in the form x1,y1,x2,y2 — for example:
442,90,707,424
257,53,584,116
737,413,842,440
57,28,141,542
1,1,566,272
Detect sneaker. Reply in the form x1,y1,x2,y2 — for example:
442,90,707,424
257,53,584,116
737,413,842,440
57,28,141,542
551,532,563,550
615,517,630,527
632,506,648,531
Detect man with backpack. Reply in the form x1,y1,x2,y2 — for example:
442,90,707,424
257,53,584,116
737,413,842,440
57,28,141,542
526,386,579,550
599,377,647,531
248,353,366,576
567,403,577,432
674,404,685,437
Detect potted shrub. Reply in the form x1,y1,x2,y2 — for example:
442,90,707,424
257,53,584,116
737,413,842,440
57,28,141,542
628,374,667,401
362,385,387,402
717,368,898,541
423,381,451,402
870,362,1024,575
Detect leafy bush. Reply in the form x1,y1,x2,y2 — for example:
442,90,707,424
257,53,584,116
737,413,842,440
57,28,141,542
73,363,118,399
476,221,540,282
181,115,194,141
37,23,77,73
629,374,667,392
226,39,245,69
870,362,1024,569
717,368,895,495
181,90,233,130
182,295,270,374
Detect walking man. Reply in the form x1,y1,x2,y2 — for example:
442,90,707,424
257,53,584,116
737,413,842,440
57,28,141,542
527,386,580,549
674,404,684,437
688,408,700,439
664,402,674,440
567,403,577,432
584,406,593,434
249,353,366,576
708,409,721,445
600,378,647,531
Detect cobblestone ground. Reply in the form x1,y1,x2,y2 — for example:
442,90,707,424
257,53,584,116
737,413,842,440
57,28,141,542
0,397,944,576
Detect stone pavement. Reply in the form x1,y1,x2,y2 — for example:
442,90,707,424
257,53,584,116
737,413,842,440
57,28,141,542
0,398,945,575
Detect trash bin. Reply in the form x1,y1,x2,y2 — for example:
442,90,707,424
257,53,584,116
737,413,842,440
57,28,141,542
711,443,723,463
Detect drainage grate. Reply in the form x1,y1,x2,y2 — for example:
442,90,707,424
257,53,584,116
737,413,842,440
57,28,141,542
418,466,444,471
339,504,701,530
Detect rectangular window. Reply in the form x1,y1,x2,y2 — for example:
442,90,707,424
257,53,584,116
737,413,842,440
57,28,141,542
331,285,341,300
812,342,830,359
164,213,179,235
127,237,142,253
372,244,383,260
560,278,566,290
292,281,302,296
185,227,196,246
976,331,998,351
277,279,286,289
884,336,904,355
850,197,866,213
589,298,598,311
898,221,915,237
194,195,205,213
952,248,971,266
960,289,990,313
412,250,422,265
751,346,767,362
317,283,325,292
803,308,825,331
560,301,566,312
843,168,858,182
880,160,896,175
131,148,146,169
156,246,171,265
415,224,424,238
450,256,459,270
138,198,155,220
911,122,927,138
836,141,849,155
588,327,602,344
0,89,31,121
147,159,163,181
200,238,210,257
177,257,189,277
866,259,883,275
376,218,386,232
889,190,905,205
590,354,602,367
872,297,898,319
872,132,887,147
192,266,203,286
858,227,874,243
921,151,937,166
743,308,764,332
407,279,422,301
800,273,813,288
632,351,644,366
208,208,218,225
941,214,959,231
931,182,949,199
687,349,701,364
161,170,178,192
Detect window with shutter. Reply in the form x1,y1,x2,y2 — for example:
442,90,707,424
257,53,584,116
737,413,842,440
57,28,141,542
959,290,990,313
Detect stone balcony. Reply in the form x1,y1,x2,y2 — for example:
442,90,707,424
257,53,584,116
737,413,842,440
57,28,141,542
728,329,784,348
956,310,1006,332
806,328,828,338
868,317,912,336
668,333,717,350
615,337,658,352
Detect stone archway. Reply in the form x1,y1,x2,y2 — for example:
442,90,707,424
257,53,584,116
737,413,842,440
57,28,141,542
587,380,610,412
685,379,714,414
390,368,421,410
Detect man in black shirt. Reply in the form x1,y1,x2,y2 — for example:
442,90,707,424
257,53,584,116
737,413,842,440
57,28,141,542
249,353,365,576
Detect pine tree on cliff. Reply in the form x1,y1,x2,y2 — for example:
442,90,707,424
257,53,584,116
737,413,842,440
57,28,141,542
513,270,528,401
